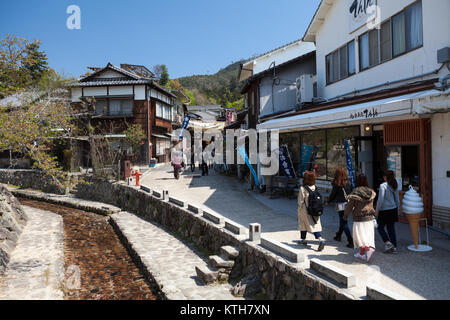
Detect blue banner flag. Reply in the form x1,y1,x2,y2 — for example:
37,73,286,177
279,145,296,179
345,140,356,188
238,145,259,187
179,115,191,139
300,144,313,177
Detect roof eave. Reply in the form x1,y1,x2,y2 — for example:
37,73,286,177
303,0,335,43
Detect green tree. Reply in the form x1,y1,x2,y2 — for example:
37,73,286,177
0,34,56,98
159,65,169,87
125,124,146,160
152,64,170,87
0,90,75,188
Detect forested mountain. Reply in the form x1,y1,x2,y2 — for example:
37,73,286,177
177,60,245,109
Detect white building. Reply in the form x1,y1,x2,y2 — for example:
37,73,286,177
258,0,450,232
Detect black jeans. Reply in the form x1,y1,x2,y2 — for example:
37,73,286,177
377,221,397,247
337,211,352,241
301,231,322,240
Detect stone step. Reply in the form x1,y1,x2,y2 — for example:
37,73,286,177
220,246,240,261
208,255,235,269
195,265,219,285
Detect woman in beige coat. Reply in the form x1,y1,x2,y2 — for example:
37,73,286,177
298,171,326,251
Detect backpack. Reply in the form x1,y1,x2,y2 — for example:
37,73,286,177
303,185,324,222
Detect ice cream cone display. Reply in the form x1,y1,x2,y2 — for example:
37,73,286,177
402,186,432,252
406,213,421,249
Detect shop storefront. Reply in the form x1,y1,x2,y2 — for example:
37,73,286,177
279,126,359,182
258,88,445,225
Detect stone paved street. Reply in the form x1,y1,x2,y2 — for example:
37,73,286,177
112,211,243,300
0,206,64,300
142,164,450,300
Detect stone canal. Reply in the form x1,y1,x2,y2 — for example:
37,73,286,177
18,198,161,300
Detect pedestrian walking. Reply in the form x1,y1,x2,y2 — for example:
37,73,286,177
297,171,326,251
190,151,196,172
171,149,183,180
343,174,378,262
376,170,400,254
201,157,209,176
328,168,354,248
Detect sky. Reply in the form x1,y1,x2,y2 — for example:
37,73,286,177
0,0,320,79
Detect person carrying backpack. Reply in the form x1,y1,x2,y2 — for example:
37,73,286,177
376,170,400,254
297,171,326,251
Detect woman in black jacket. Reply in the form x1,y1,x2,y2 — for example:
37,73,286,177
328,168,354,248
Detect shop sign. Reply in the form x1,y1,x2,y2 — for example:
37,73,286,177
349,107,379,120
349,0,378,33
345,140,356,188
279,145,297,179
179,114,191,139
300,144,313,177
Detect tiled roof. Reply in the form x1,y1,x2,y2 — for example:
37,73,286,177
68,79,153,87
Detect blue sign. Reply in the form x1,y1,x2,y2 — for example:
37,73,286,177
279,145,296,179
238,145,259,187
345,140,356,188
179,115,191,139
300,144,313,177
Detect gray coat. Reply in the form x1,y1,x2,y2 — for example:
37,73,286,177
376,182,400,213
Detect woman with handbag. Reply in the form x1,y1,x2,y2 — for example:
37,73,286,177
328,168,354,248
343,174,378,262
376,170,400,254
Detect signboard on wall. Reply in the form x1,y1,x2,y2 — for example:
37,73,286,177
279,145,297,179
349,0,378,33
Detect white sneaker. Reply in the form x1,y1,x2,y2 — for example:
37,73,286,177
354,252,365,260
365,248,375,262
384,242,394,253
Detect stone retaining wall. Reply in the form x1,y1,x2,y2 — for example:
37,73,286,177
75,179,356,300
0,169,66,195
0,185,28,274
0,171,357,300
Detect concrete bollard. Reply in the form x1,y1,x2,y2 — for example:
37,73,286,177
249,223,261,242
163,190,169,201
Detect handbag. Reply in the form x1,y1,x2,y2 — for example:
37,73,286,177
336,186,348,211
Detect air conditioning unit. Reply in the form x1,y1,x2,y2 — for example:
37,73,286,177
296,74,314,105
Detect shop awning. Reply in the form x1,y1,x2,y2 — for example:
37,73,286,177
257,89,439,132
412,88,450,114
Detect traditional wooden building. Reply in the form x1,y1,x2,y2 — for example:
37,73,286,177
70,63,177,166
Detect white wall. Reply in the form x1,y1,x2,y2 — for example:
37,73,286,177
250,41,316,76
109,86,133,96
259,57,316,117
83,87,107,97
315,0,450,100
96,70,126,79
71,87,82,102
431,112,450,208
134,85,146,100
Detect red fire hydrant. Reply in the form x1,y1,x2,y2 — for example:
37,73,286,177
132,170,143,187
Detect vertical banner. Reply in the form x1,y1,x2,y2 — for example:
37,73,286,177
179,115,191,140
238,145,259,187
279,145,296,179
300,144,313,177
345,140,356,188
